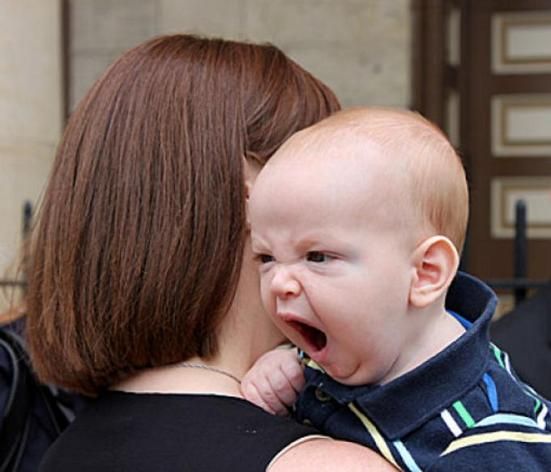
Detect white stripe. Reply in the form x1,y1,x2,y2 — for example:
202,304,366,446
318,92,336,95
520,383,548,429
537,402,548,429
440,409,462,437
503,350,512,375
523,383,538,396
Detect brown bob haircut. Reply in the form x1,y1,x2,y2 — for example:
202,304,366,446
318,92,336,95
26,34,340,395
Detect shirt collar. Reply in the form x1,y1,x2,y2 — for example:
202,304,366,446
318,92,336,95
317,272,498,440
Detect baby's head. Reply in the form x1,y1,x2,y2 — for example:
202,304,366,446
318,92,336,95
249,107,469,386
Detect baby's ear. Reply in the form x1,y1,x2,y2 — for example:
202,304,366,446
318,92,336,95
409,236,459,308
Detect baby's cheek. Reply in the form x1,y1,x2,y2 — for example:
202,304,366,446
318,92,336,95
259,279,275,313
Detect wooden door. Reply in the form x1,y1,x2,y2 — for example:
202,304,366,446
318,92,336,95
413,0,551,283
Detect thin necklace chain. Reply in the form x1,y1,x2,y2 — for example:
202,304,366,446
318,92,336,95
178,362,242,385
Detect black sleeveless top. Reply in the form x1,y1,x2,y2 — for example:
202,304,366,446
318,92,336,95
40,391,319,471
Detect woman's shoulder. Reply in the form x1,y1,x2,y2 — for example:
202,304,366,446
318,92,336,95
269,437,396,472
43,392,331,472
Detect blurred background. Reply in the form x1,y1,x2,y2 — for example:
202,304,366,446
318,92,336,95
1,0,550,316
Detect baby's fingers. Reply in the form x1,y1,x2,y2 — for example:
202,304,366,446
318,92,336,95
241,346,304,416
280,356,305,393
269,367,300,409
241,381,278,415
254,374,291,416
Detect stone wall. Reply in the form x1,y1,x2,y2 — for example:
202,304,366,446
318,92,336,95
0,0,412,309
0,0,63,308
69,0,412,109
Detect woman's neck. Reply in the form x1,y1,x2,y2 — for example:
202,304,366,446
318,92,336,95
113,244,284,396
112,355,245,398
112,319,257,397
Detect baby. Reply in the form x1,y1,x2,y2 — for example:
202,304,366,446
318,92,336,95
243,108,551,471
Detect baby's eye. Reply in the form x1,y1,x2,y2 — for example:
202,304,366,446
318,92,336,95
256,254,274,264
306,251,331,263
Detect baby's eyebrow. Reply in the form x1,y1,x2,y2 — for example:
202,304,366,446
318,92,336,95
250,234,270,251
294,233,343,249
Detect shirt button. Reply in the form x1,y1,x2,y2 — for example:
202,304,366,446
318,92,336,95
314,387,331,402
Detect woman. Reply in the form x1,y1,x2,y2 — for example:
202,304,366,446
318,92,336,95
26,35,394,471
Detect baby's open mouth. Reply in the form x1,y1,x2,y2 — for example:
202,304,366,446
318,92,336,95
287,320,327,353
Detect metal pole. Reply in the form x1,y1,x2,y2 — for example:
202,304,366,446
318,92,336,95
513,199,527,305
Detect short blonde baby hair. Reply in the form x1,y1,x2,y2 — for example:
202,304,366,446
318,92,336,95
284,107,469,252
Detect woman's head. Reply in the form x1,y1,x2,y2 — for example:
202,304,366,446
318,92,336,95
26,34,340,395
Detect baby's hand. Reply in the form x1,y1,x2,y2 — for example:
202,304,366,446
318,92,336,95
241,346,305,416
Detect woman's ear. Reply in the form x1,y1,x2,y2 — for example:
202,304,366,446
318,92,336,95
243,154,262,199
243,155,263,229
409,236,459,308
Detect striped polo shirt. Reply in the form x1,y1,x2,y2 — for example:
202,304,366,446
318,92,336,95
295,272,551,471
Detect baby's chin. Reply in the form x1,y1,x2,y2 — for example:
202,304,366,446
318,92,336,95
319,361,378,387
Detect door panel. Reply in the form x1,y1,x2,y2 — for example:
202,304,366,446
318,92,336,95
413,0,551,282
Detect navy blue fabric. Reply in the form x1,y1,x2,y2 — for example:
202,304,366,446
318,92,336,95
295,272,551,471
0,320,85,472
491,283,551,399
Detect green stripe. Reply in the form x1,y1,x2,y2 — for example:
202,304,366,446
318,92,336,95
491,344,505,368
453,401,475,428
534,398,542,414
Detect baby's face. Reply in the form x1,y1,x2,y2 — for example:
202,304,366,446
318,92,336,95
249,141,419,386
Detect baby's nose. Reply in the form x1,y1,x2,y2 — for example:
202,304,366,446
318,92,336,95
270,266,301,298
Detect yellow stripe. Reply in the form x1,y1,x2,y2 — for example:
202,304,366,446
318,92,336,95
443,431,551,456
348,403,401,470
303,358,325,372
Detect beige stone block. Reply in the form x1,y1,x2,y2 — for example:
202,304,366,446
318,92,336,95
243,0,411,107
246,0,379,44
0,0,63,143
0,0,63,287
69,52,123,110
284,40,410,109
0,141,56,279
70,0,158,53
159,0,245,38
